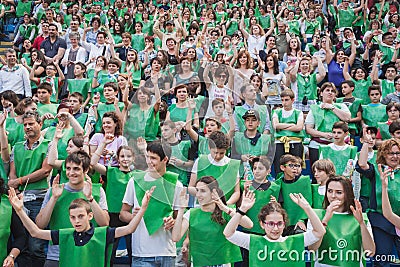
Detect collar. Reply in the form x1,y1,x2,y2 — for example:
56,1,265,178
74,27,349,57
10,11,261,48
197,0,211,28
24,135,44,149
73,223,94,238
3,64,20,72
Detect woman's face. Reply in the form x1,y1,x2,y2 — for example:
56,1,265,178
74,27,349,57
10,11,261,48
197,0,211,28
387,106,400,121
308,10,315,19
151,60,161,71
261,212,286,240
96,57,105,67
288,11,295,20
66,140,81,155
289,39,298,49
300,60,310,73
102,117,116,134
251,76,261,90
137,90,149,103
266,56,274,69
187,48,196,59
115,23,120,31
118,148,134,168
157,52,164,60
31,51,38,61
195,182,213,206
117,76,127,89
326,181,345,209
181,59,191,71
371,22,379,30
239,54,248,65
23,39,32,50
252,25,260,35
336,50,345,62
383,145,400,168
176,88,188,102
321,86,336,103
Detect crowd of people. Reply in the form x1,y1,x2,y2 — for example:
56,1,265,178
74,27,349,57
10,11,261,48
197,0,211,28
0,0,400,266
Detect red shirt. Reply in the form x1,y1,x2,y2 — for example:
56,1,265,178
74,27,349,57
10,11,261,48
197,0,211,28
32,35,46,50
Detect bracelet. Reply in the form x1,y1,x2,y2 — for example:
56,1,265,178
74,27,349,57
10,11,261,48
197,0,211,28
236,208,246,216
322,222,328,227
93,76,98,79
8,254,15,259
88,197,94,203
92,104,98,107
19,178,23,186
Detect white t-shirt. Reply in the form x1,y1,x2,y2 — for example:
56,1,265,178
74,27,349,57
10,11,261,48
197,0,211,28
205,84,231,118
122,174,183,257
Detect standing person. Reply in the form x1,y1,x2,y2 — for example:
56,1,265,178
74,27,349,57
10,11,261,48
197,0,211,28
40,23,67,64
6,111,52,267
223,191,326,267
272,89,305,175
261,53,286,108
35,152,109,267
308,176,375,267
361,86,388,128
172,176,252,267
357,137,400,267
0,49,31,99
120,141,183,266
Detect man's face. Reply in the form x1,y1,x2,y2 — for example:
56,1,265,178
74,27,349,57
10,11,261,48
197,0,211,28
166,40,175,49
45,65,56,76
108,63,118,74
46,10,53,20
69,207,93,232
97,34,105,44
68,96,81,113
146,151,167,173
281,96,294,109
37,88,51,103
122,36,131,46
74,64,84,77
48,26,57,37
6,52,17,66
66,161,86,186
209,148,226,162
383,34,395,46
103,87,117,101
385,67,397,80
23,117,41,138
70,20,79,31
161,125,175,140
277,23,286,33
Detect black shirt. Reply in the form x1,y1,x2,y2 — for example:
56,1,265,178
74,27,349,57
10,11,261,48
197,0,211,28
51,224,115,246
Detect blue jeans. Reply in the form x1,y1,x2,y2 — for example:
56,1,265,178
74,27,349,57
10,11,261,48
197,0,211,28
18,199,47,267
131,256,176,267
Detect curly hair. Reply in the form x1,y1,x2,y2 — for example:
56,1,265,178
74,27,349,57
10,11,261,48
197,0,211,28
377,139,400,165
258,202,289,226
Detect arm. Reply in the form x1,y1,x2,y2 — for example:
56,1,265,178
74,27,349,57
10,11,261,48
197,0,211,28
343,57,352,80
90,138,111,175
325,36,334,64
9,158,52,189
47,126,64,169
226,178,240,205
83,177,109,226
289,58,300,83
315,56,326,83
64,112,84,136
0,113,10,163
357,127,371,170
8,188,51,241
239,13,249,40
350,199,375,256
185,98,199,142
348,39,357,67
152,20,163,39
202,63,212,90
380,166,400,228
171,190,189,242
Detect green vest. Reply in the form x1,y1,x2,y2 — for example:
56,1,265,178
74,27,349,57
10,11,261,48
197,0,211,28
75,113,88,129
314,209,367,267
49,184,101,230
234,105,268,133
310,104,342,133
352,77,372,105
67,79,91,100
274,108,305,139
377,122,391,140
319,145,357,175
240,181,280,234
5,117,25,147
381,79,395,99
361,104,388,128
106,167,133,213
40,77,60,104
305,20,319,34
189,208,242,266
124,104,159,142
37,103,59,129
59,161,68,184
197,155,240,200
226,20,239,36
14,139,51,191
0,161,7,185
133,171,178,235
359,151,376,199
249,233,305,267
288,20,300,36
94,102,124,133
338,8,355,28
167,141,191,186
16,0,31,17
198,135,210,155
297,73,317,101
311,184,324,209
276,176,312,225
93,72,118,103
59,226,112,267
372,162,400,215
44,127,75,160
131,34,145,52
0,195,12,264
168,104,195,123
379,45,395,65
335,97,362,133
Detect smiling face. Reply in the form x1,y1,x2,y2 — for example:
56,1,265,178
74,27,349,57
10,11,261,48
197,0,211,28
195,181,213,206
103,86,117,102
146,151,167,173
66,161,86,186
102,117,116,134
383,145,400,168
260,212,286,240
118,148,134,169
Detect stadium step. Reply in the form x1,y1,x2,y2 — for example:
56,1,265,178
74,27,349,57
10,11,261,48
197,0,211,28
0,41,13,56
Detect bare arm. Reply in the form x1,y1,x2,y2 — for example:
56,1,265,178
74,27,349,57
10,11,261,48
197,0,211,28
315,56,326,83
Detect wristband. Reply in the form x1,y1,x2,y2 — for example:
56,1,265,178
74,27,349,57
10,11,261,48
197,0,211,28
322,222,328,227
88,197,94,203
236,208,246,216
93,76,98,79
19,178,23,185
8,254,15,259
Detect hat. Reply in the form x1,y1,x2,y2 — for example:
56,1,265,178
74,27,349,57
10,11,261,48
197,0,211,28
166,20,174,26
242,110,260,121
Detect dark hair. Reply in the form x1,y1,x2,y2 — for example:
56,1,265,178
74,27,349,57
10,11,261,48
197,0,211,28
173,84,188,96
103,82,118,92
386,102,400,114
69,92,83,104
146,141,171,161
23,111,41,124
332,121,349,132
0,90,20,107
323,176,355,213
69,198,91,213
75,62,87,73
57,102,73,114
350,67,368,81
37,82,53,94
196,176,227,225
68,136,84,149
101,112,123,136
65,151,91,172
341,80,355,89
90,17,101,26
132,87,152,105
258,202,289,226
208,131,230,150
265,53,279,75
368,85,381,95
250,156,272,170
117,145,134,158
279,154,301,166
389,119,400,135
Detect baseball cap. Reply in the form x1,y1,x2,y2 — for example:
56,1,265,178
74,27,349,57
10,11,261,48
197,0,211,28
242,110,260,121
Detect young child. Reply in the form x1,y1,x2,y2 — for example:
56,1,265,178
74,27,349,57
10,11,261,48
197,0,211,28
319,121,358,176
376,102,400,145
276,154,312,236
311,159,336,209
361,85,388,128
68,92,88,129
36,82,59,129
224,191,325,267
335,80,362,136
92,58,120,103
8,187,153,267
67,63,92,109
30,61,65,103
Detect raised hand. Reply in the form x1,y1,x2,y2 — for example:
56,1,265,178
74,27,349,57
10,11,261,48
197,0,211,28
141,186,155,209
92,93,100,105
178,188,189,209
377,163,390,188
0,111,7,127
350,199,364,224
136,137,147,152
163,216,175,230
8,188,24,211
289,193,311,209
83,175,93,199
51,175,64,199
240,190,256,212
187,98,196,110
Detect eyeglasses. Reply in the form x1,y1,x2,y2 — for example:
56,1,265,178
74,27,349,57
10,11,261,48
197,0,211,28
263,221,285,229
387,152,400,156
284,163,301,168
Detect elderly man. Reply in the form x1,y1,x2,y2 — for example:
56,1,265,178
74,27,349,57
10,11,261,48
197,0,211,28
0,49,31,98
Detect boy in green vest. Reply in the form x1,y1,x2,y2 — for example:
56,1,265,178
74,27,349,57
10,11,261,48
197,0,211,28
272,89,305,175
35,82,59,130
68,92,88,129
319,121,358,176
8,186,154,267
67,62,91,110
311,159,336,209
376,102,400,146
35,151,109,266
188,131,241,205
161,120,194,186
336,80,362,136
361,85,388,128
30,61,65,103
91,82,124,133
275,154,312,236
